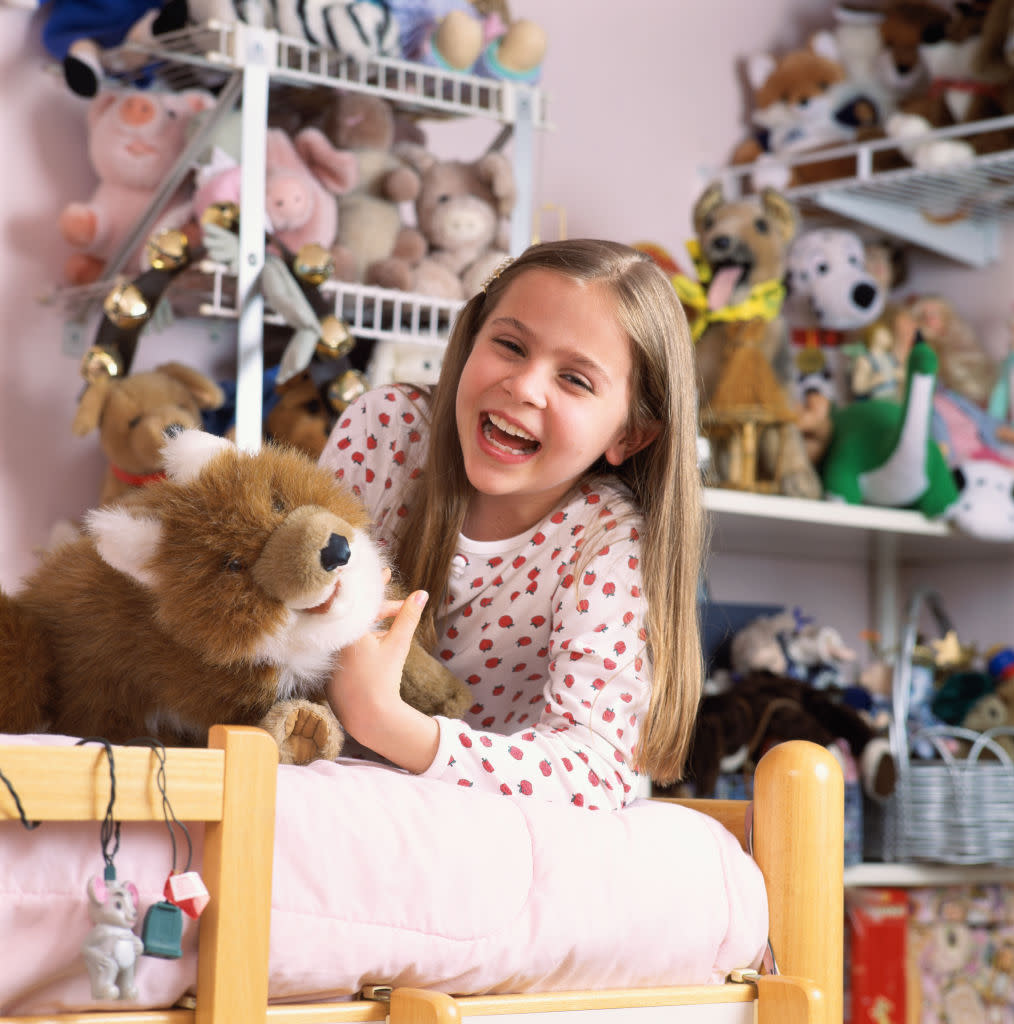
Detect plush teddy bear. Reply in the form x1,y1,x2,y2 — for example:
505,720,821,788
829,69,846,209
0,429,471,763
388,0,546,83
72,361,226,507
368,143,514,301
367,338,446,389
59,86,216,285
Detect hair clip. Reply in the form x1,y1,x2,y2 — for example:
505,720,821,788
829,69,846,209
481,256,515,292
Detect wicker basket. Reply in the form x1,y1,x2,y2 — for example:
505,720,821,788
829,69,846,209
864,587,1014,866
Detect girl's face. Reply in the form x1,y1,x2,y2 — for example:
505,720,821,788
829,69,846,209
455,268,644,541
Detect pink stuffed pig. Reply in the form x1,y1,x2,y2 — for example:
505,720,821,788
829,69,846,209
191,127,359,256
59,87,216,285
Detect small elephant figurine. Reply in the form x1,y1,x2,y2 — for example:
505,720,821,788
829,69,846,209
82,875,145,1001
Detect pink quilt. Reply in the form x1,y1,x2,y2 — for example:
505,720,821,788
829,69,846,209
0,735,768,1015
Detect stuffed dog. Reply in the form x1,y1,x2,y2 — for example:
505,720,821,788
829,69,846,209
0,430,471,764
676,183,823,499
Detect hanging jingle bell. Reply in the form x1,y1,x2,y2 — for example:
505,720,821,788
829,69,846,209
316,315,355,360
103,280,151,329
201,201,240,233
327,369,368,414
80,345,123,382
292,243,334,286
145,228,190,272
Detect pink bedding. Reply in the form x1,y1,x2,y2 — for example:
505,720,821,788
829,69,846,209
0,735,768,1015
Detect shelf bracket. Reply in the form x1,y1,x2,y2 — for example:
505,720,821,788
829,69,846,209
808,188,1002,268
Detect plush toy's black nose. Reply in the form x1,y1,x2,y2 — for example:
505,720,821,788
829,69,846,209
852,282,878,309
321,533,351,571
163,423,186,439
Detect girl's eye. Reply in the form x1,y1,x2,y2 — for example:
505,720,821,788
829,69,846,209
494,337,524,355
562,373,593,392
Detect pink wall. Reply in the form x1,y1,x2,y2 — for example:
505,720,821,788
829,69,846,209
1,0,1011,650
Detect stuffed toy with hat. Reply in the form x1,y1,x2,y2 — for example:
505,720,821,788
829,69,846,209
0,429,471,762
674,181,823,499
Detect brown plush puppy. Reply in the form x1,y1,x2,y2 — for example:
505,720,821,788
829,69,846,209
0,430,470,764
72,362,226,506
689,183,823,499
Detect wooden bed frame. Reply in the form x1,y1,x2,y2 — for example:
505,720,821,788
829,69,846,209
0,726,843,1024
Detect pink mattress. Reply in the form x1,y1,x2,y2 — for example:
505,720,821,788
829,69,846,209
0,735,768,1015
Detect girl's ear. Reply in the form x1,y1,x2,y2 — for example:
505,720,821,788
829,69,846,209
604,421,661,466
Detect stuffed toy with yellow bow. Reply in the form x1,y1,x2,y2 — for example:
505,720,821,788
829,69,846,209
674,182,823,500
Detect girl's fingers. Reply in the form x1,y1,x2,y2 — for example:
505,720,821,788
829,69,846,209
386,590,428,652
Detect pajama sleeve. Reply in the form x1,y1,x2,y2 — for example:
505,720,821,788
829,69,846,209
422,517,654,811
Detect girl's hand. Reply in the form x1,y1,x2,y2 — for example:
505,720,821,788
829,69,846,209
326,590,440,774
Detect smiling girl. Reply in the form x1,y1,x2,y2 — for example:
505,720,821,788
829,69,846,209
320,238,704,809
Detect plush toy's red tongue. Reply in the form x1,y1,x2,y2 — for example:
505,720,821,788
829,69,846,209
305,582,340,615
706,265,745,311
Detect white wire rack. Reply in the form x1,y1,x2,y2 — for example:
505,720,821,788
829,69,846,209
716,115,1014,267
196,262,462,346
108,22,549,127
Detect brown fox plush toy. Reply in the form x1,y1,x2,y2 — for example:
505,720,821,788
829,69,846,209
0,430,470,764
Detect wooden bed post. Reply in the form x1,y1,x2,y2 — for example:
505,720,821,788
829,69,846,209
753,739,844,1024
196,725,278,1024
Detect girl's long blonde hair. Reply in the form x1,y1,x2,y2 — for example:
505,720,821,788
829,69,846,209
394,239,705,786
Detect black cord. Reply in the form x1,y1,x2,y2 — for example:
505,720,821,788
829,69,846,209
128,737,193,873
0,767,40,830
75,737,120,875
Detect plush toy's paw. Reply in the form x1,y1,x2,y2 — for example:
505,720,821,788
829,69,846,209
750,154,793,192
365,256,415,292
401,643,472,719
259,699,344,765
911,139,975,171
59,204,99,249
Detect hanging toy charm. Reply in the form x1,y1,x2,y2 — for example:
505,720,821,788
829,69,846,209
82,873,145,1001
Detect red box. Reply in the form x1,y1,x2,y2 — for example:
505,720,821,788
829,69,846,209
846,887,908,1024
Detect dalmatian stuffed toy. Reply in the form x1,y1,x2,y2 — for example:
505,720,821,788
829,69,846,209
946,459,1014,543
785,227,885,330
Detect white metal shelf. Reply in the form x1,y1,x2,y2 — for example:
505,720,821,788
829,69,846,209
717,115,1014,267
845,861,1014,888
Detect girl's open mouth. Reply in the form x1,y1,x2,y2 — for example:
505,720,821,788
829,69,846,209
481,413,541,455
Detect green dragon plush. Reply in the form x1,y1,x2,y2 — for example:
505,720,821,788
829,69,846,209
821,337,958,517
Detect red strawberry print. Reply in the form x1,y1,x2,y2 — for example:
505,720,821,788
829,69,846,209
366,434,378,449
585,494,600,505
518,780,533,796
508,746,523,760
572,793,584,807
440,649,453,661
602,708,615,722
337,437,352,450
580,699,591,709
402,411,415,423
339,417,351,429
479,638,493,652
480,736,493,747
447,627,459,639
551,510,566,524
592,677,606,690
628,556,639,570
469,704,484,715
493,684,505,696
351,452,364,464
458,779,473,787
379,412,391,426
576,750,589,764
517,636,532,647
365,468,375,483
531,615,546,628
539,759,552,777
561,573,574,588
588,770,600,787
498,615,514,628
484,657,501,668
531,531,545,545
621,692,633,703
512,555,526,569
459,733,472,748
408,430,421,443
526,582,538,595
583,571,596,586
392,450,406,465
500,783,512,795
527,567,540,580
614,641,626,655
488,556,503,568
630,527,639,540
471,577,484,588
577,599,589,613
602,582,616,597
563,674,575,688
622,611,635,626
603,657,617,670
482,716,495,727
522,731,535,741
561,757,573,771
481,758,494,773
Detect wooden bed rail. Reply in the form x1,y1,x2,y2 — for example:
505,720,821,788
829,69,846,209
0,735,841,1024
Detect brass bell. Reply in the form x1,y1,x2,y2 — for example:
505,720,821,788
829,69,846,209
80,345,123,382
146,228,190,271
316,315,355,359
327,369,368,413
293,243,334,285
103,280,150,329
201,201,240,232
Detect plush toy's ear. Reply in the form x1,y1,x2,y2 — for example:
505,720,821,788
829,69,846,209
744,52,776,91
759,187,799,244
161,430,234,484
809,29,840,63
155,361,226,410
692,181,726,236
72,375,113,436
475,153,516,215
85,506,162,587
293,127,359,195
